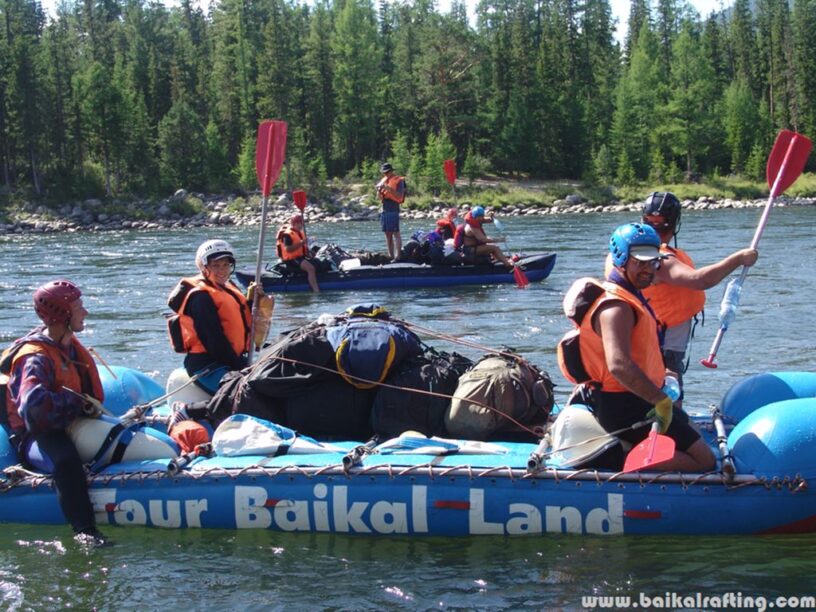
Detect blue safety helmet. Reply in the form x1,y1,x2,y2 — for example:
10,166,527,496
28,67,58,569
471,206,485,218
609,223,661,267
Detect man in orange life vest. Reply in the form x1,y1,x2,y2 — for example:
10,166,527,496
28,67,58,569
435,207,458,240
376,162,406,261
276,213,319,293
0,280,108,544
579,223,715,472
640,192,757,396
171,240,255,394
453,206,514,268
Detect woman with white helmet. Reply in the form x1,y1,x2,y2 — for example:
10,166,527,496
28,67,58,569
167,239,263,394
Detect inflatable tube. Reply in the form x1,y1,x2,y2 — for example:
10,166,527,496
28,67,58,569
100,366,164,417
67,415,179,465
0,426,18,470
165,367,213,405
720,371,816,424
728,397,816,479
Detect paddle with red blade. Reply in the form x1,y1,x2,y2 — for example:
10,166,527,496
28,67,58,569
443,159,457,204
622,422,676,473
292,188,309,247
249,120,287,365
701,129,812,368
492,217,529,288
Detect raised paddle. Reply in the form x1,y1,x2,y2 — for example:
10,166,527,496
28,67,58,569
701,129,812,368
443,159,457,204
249,120,287,365
622,422,676,473
492,217,529,288
292,189,310,254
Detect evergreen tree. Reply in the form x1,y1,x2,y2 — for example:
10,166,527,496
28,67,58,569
793,0,816,141
157,98,208,190
331,0,382,169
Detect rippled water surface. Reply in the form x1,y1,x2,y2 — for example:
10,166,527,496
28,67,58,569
1,206,815,609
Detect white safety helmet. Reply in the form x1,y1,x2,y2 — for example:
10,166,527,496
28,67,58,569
195,239,236,273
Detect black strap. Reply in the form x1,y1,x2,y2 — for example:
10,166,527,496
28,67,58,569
87,422,126,472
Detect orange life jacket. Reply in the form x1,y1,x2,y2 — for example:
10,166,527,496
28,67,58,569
566,282,665,393
174,276,251,357
642,245,706,328
377,175,405,204
276,226,308,261
4,337,104,431
436,219,455,240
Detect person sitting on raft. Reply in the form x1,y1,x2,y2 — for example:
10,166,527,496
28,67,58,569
276,213,320,293
436,207,459,241
168,239,262,394
0,280,108,545
563,223,715,472
453,206,515,268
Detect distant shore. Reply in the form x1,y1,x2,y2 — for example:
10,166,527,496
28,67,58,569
2,189,815,236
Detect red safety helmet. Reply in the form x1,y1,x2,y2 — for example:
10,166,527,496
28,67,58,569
33,280,82,325
289,213,304,225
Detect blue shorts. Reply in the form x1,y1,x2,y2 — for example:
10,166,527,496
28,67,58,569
380,201,400,232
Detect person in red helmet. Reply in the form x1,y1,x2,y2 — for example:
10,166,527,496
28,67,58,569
0,280,108,545
276,213,320,292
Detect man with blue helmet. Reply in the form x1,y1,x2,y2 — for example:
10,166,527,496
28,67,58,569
453,206,514,268
571,223,715,472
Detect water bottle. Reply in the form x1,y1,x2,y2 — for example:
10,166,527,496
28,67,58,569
662,376,681,402
718,278,742,329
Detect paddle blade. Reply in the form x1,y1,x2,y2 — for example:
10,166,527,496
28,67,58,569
443,159,456,186
513,266,530,288
293,190,307,211
766,130,812,197
255,120,288,197
622,423,675,473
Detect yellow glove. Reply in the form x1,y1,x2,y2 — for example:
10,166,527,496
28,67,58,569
646,396,673,434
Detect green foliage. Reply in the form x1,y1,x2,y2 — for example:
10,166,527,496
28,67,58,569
463,146,492,184
1,0,815,204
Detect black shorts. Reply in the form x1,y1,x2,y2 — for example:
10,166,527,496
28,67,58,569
594,391,700,452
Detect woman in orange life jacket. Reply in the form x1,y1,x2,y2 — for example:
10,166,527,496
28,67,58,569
0,280,108,545
583,224,715,472
453,206,514,268
376,162,406,261
276,213,319,293
639,192,757,401
173,239,256,395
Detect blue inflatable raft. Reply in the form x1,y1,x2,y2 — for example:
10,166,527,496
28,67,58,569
235,252,556,293
1,367,816,536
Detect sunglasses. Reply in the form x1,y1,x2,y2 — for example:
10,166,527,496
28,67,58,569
643,214,674,231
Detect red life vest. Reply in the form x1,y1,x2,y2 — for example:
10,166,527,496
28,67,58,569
4,336,104,431
377,175,405,204
276,226,308,261
436,219,455,240
173,275,251,357
560,281,664,393
453,212,483,249
642,245,706,328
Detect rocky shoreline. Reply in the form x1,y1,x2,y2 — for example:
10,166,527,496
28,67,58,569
2,189,815,235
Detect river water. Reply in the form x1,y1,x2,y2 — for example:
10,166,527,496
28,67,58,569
1,206,815,609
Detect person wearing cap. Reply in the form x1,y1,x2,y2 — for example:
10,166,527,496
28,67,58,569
639,192,758,399
578,223,715,472
0,280,108,545
276,213,320,292
376,162,406,261
453,206,514,268
168,239,255,394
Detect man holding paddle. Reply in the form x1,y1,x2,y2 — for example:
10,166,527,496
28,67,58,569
640,192,757,399
376,163,406,261
577,223,715,472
